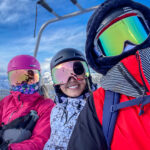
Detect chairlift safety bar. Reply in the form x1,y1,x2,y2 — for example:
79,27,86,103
34,0,99,57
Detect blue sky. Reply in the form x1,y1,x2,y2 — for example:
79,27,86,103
0,0,101,76
0,0,149,76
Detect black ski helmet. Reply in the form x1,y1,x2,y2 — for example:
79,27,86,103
86,0,150,75
50,48,86,70
50,48,94,96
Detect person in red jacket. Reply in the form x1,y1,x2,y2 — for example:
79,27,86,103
67,0,150,150
0,55,54,150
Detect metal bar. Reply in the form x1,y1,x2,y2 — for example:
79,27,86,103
51,11,61,19
38,0,61,18
70,0,77,5
75,3,84,11
70,0,84,11
34,5,99,57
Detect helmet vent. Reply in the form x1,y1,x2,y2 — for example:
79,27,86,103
55,56,63,62
30,65,36,67
75,53,81,56
123,7,133,12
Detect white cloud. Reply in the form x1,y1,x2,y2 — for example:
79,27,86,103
37,25,86,54
1,25,86,55
0,0,33,24
0,67,7,76
41,57,52,73
0,25,86,75
45,57,52,62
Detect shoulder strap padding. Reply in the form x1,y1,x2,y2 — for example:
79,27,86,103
102,90,120,149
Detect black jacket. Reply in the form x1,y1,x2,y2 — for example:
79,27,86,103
67,94,107,150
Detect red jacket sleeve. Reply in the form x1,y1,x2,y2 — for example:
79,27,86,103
8,100,55,150
93,87,105,125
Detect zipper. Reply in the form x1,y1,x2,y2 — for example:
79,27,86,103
135,52,148,93
7,95,24,124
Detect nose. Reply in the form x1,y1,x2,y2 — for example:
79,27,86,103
68,76,77,82
123,42,136,52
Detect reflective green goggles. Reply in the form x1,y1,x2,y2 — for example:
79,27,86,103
94,13,149,57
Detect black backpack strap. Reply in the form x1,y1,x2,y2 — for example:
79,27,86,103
102,90,120,150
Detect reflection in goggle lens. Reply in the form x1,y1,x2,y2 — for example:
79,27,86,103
73,62,84,75
8,69,40,86
52,60,89,85
95,15,149,56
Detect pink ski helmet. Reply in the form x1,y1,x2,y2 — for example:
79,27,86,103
7,55,40,72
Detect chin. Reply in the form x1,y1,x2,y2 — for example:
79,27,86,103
68,92,81,98
64,87,84,97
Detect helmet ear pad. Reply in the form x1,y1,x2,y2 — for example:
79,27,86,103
86,0,150,75
54,85,66,101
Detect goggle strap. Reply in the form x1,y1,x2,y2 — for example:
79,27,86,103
97,13,137,38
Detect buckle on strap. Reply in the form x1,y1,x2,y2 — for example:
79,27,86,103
110,105,117,112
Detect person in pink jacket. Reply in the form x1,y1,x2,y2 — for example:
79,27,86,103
0,55,54,150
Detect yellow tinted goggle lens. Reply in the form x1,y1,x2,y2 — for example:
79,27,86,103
98,16,149,56
8,69,40,86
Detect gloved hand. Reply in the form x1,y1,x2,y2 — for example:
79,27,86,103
0,110,39,149
0,141,8,150
2,110,39,131
0,126,8,150
2,128,31,144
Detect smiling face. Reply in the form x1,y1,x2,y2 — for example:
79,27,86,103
60,76,86,97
